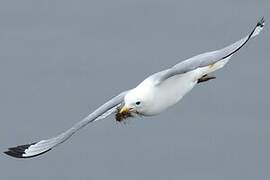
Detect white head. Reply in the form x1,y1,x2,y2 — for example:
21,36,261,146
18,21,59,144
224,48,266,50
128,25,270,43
118,82,154,117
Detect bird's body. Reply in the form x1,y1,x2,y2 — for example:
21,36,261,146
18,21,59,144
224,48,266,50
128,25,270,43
137,71,197,115
4,18,265,158
127,57,230,116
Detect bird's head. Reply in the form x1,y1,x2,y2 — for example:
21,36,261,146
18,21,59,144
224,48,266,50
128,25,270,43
115,86,152,122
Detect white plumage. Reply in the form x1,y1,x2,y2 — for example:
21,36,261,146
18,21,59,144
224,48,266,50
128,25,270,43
5,18,265,158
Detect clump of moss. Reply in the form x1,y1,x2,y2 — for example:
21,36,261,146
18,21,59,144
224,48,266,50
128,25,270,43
115,107,133,122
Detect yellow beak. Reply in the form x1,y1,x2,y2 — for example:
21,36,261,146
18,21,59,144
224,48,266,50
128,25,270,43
119,106,130,114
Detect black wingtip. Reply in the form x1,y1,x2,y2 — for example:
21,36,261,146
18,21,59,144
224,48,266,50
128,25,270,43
4,142,51,159
257,17,265,28
4,143,36,158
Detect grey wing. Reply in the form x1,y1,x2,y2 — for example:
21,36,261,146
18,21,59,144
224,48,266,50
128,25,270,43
154,18,265,84
4,91,128,158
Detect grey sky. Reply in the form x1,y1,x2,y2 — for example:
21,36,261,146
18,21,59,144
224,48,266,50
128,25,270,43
0,0,269,179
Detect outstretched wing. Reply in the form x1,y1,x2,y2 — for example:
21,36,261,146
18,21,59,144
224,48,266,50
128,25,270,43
153,17,265,84
4,91,128,158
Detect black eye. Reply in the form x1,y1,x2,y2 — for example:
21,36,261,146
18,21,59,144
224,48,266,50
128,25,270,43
135,101,141,105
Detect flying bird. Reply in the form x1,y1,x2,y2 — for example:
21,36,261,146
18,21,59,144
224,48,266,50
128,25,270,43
4,18,265,158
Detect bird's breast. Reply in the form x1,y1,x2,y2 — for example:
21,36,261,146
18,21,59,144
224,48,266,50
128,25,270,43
144,71,198,115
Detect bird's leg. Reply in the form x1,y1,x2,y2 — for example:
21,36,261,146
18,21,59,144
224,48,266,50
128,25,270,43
197,74,216,84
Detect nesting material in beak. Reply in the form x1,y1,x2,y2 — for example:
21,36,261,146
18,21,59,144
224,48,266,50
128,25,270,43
115,106,133,122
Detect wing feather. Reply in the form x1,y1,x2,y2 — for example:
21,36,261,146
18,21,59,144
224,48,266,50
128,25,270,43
154,17,265,84
4,91,128,158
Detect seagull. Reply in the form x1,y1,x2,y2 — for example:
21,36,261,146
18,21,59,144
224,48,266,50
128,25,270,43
4,18,265,158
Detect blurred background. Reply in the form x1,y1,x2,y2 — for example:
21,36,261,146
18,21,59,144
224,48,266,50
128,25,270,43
0,0,269,179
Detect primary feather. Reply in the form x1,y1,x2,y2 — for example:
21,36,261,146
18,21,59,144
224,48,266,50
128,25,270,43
4,91,127,158
4,18,265,158
153,17,265,84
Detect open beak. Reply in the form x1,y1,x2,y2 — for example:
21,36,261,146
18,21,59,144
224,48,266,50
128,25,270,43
119,105,130,114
